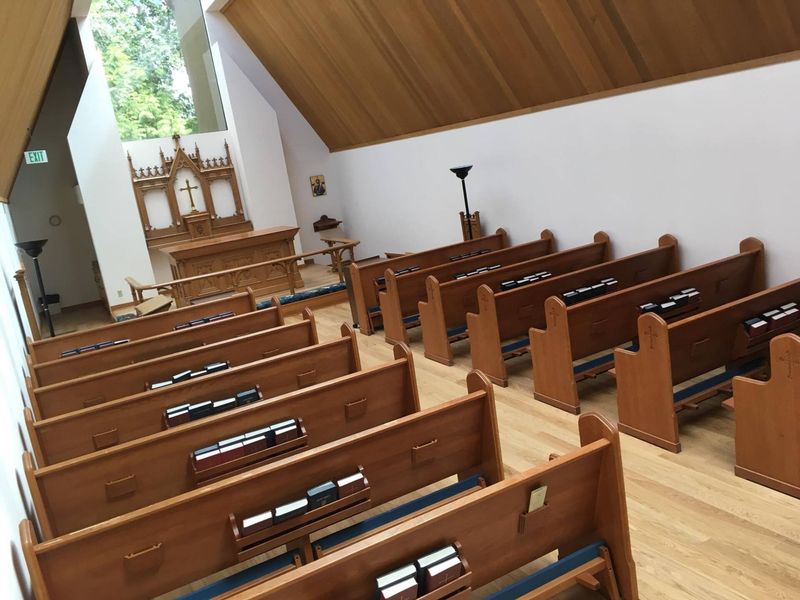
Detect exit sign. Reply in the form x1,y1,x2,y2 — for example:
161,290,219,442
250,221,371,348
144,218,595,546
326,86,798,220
24,150,48,165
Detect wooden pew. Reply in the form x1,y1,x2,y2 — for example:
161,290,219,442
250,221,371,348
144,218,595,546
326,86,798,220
26,345,421,538
27,289,258,364
731,334,800,499
379,230,556,345
19,372,503,600
419,232,611,366
530,238,765,414
468,235,680,386
26,325,360,466
29,310,321,420
29,303,284,387
222,413,637,600
615,278,800,452
351,229,510,335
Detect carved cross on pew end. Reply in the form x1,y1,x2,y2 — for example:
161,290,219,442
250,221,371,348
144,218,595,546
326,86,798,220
778,349,800,379
643,325,659,350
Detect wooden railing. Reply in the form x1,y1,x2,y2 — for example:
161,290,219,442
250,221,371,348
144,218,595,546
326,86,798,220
126,238,359,307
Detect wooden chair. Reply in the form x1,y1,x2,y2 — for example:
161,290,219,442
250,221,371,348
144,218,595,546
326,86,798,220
19,372,503,599
615,278,800,452
731,334,800,499
222,413,637,600
530,238,764,414
379,230,555,345
29,303,283,387
350,229,510,335
26,289,258,364
26,324,360,466
26,344,421,538
468,235,680,386
419,232,611,366
28,309,320,420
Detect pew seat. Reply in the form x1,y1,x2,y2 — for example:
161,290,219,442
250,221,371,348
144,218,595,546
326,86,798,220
314,474,484,557
672,358,763,406
484,540,607,599
179,552,301,600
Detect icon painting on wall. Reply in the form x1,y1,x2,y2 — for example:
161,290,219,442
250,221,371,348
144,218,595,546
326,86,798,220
310,175,327,197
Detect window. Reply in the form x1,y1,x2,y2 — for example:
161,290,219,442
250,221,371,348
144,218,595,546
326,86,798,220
91,0,226,141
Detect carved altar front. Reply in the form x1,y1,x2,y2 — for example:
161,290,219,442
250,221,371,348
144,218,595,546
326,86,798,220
127,135,253,249
159,227,304,303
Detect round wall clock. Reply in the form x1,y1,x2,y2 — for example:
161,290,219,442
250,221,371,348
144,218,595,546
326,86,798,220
49,215,62,227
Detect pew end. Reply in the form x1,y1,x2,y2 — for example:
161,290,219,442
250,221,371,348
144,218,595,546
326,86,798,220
246,287,258,311
419,275,455,366
393,342,421,413
738,237,766,292
25,376,42,422
539,228,556,250
22,452,54,540
657,233,680,274
731,334,800,499
301,307,319,344
530,296,580,414
23,408,45,467
593,230,612,261
269,295,284,325
340,321,362,371
466,370,505,485
378,269,409,345
615,313,681,453
467,284,508,386
19,519,49,600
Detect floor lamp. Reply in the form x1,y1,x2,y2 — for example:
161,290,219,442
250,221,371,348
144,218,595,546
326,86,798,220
450,165,474,239
15,239,55,337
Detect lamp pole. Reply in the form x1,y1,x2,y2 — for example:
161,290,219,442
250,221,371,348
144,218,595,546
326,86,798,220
15,240,55,337
450,165,474,240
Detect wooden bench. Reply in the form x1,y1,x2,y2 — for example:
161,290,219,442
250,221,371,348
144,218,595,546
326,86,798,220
731,334,800,499
379,230,555,345
615,278,800,452
468,235,680,386
419,232,611,366
29,303,284,387
350,229,510,335
222,413,637,600
26,289,258,364
19,372,503,600
28,309,320,420
530,238,765,414
26,325,360,466
26,344,420,538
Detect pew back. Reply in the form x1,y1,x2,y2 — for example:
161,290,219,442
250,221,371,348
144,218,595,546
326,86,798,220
227,414,637,600
31,304,283,386
20,373,502,600
30,312,320,419
419,233,610,365
29,323,358,465
350,230,509,334
29,345,420,538
27,290,258,363
379,231,555,344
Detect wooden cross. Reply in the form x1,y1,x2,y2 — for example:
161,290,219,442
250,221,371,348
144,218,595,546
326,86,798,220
778,349,800,379
179,178,199,213
548,304,560,327
643,324,659,350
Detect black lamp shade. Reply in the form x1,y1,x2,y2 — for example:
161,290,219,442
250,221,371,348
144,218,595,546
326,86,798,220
450,165,473,180
15,239,48,258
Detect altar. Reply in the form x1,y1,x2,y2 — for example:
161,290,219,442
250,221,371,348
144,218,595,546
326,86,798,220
160,226,304,303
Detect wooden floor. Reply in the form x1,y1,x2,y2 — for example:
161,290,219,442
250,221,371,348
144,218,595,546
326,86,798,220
66,296,799,598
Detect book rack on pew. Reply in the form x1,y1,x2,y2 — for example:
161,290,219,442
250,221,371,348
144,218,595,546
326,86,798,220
192,419,309,487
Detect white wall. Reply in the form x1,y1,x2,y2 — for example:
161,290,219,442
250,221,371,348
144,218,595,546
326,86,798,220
9,36,99,309
331,60,800,285
205,11,343,253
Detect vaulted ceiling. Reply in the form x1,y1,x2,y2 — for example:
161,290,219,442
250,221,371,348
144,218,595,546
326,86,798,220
0,2,72,201
224,0,800,151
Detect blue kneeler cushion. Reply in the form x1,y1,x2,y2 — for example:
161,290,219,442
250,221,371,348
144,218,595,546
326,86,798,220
178,551,299,599
256,282,347,309
314,474,484,554
501,338,529,354
573,343,639,376
672,357,763,403
447,324,468,338
484,541,606,599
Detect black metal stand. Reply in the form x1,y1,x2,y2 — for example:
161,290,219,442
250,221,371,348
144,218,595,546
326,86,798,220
451,165,474,240
16,239,56,337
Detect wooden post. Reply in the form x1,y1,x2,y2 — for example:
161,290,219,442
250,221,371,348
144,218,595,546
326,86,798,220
14,269,42,341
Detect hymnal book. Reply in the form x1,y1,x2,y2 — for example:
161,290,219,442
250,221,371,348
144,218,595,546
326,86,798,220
208,311,235,322
563,291,579,305
150,380,172,390
188,401,213,420
189,370,206,379
60,349,79,358
336,471,367,497
784,307,800,322
212,398,236,413
194,448,222,470
245,426,276,447
528,485,548,512
306,480,337,509
242,435,267,455
488,264,501,270
166,403,190,415
172,370,192,383
273,498,308,523
376,564,417,591
204,362,228,374
273,424,298,445
189,318,206,327
236,388,260,405
744,318,768,335
379,577,417,600
193,444,218,458
174,322,190,330
241,510,273,536
660,301,677,312
781,302,798,312
639,302,658,313
414,546,457,579
424,555,462,592
77,344,96,353
762,309,781,321
96,341,114,349
500,281,517,291
165,408,189,427
769,312,789,330
218,441,245,462
218,434,245,448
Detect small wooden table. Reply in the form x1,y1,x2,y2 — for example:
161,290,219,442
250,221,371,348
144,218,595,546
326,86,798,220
160,227,303,303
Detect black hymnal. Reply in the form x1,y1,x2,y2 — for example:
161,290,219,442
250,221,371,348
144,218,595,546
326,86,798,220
306,480,337,509
188,400,213,420
212,397,236,413
500,281,517,291
150,380,172,390
190,370,207,379
744,317,768,335
172,369,192,383
245,426,275,446
189,318,207,327
273,498,308,523
236,388,260,405
174,322,190,330
204,361,228,374
96,341,114,349
60,349,79,358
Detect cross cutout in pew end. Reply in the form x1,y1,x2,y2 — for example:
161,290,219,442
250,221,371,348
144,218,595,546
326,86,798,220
643,325,659,350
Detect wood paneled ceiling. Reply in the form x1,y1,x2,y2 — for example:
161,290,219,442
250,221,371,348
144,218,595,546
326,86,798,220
226,0,800,151
0,1,72,201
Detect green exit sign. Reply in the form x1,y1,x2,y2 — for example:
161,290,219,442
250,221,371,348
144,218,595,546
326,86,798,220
24,150,48,165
